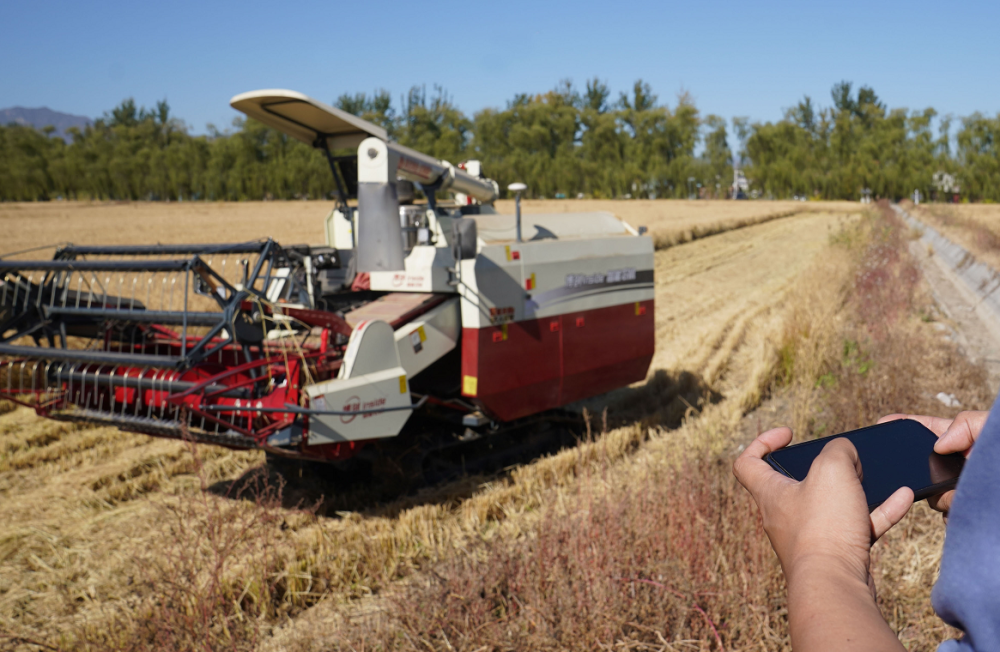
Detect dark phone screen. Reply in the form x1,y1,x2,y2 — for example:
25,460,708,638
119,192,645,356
766,419,965,508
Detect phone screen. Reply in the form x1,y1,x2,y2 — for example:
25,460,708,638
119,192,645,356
765,419,965,509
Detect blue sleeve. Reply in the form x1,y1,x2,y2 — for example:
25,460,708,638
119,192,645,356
932,408,1000,652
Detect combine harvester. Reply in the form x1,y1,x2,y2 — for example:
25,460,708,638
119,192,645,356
0,90,654,476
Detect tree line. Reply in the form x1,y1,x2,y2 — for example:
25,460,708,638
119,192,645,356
2,80,999,202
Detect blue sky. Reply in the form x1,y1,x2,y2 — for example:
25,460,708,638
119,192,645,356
3,0,998,135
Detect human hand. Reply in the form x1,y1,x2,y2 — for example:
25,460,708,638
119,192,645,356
877,411,988,516
733,428,914,591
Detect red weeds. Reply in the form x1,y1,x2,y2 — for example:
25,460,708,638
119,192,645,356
618,578,725,650
340,457,785,650
818,202,990,435
852,203,920,339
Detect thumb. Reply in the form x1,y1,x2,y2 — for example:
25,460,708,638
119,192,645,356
870,486,914,541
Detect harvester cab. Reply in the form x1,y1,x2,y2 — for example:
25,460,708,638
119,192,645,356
0,89,655,467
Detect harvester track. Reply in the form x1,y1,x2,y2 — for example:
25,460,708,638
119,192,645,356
265,409,587,505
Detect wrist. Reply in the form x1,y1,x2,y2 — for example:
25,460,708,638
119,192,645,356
785,554,901,651
785,551,871,591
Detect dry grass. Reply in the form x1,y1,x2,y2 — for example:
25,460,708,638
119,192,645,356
495,198,860,249
299,205,988,651
778,203,992,439
0,200,334,259
0,199,859,260
2,200,984,650
323,426,784,651
906,200,1000,272
0,202,854,647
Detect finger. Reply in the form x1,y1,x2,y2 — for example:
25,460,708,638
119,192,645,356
815,437,862,479
935,411,990,455
928,490,954,514
742,427,794,461
870,486,914,541
733,427,793,490
878,414,954,436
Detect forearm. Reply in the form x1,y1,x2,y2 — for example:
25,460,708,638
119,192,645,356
786,558,904,652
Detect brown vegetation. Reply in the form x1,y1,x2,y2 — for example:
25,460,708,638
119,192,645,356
0,199,858,261
0,200,988,650
0,201,334,259
496,198,860,249
906,200,1000,272
305,203,985,650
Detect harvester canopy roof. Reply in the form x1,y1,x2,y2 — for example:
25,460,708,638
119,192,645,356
229,89,388,150
474,212,633,243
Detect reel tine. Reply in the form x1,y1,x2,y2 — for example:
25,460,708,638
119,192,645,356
133,368,146,417
10,271,21,308
146,370,156,419
109,366,117,413
120,367,131,417
30,360,41,393
42,361,54,402
102,274,111,311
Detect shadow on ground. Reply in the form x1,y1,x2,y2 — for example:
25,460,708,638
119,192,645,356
207,368,721,518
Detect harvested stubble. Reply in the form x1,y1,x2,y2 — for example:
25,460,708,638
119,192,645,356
4,201,982,650
296,205,987,650
495,198,860,250
0,206,858,649
0,201,334,259
1,204,855,648
0,199,855,261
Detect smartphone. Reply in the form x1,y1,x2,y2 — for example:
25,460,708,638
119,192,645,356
765,419,965,510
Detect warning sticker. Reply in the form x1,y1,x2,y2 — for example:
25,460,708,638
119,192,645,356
489,306,514,324
462,375,478,396
410,326,426,353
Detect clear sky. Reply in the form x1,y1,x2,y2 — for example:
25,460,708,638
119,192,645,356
3,0,998,134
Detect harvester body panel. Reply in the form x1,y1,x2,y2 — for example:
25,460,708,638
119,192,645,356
456,213,655,421
305,320,411,443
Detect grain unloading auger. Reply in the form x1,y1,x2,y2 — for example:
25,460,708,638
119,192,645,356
0,89,655,465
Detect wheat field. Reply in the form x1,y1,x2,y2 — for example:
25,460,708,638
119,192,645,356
0,200,977,649
497,198,860,249
0,198,860,260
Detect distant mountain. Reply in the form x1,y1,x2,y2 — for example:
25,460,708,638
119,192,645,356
0,106,92,141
